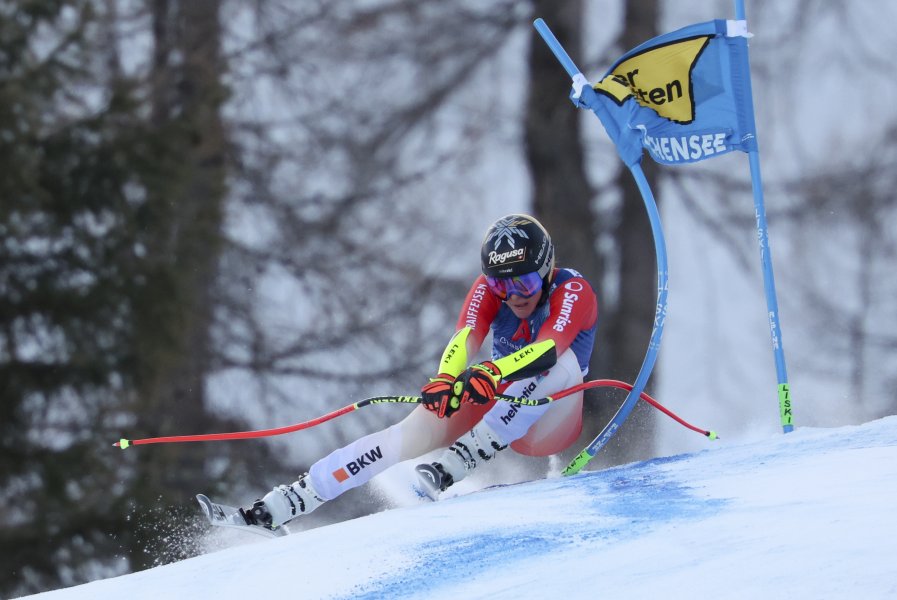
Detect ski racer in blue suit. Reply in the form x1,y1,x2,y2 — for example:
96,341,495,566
242,214,598,531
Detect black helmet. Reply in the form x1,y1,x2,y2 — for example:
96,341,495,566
481,214,555,282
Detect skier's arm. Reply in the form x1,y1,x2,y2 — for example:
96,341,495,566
436,277,501,378
421,277,501,418
492,276,598,381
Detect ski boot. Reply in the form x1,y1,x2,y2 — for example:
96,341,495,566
416,422,506,499
242,473,326,529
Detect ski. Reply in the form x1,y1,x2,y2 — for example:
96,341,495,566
196,494,288,539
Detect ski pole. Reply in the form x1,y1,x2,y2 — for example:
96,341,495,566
113,395,423,448
114,379,716,448
544,379,718,439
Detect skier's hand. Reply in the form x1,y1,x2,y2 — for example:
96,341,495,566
455,361,501,405
421,374,461,419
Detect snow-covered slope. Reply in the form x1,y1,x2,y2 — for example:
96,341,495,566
24,417,897,600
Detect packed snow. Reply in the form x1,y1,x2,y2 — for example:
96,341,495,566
19,415,897,600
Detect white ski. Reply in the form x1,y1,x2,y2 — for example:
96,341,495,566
196,494,288,539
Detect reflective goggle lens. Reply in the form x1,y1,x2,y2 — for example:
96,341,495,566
485,272,543,299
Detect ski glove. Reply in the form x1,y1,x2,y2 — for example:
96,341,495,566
421,374,462,419
455,361,502,406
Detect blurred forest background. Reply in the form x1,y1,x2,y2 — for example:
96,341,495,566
2,0,896,596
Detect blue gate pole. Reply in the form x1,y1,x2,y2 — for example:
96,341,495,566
735,0,793,432
533,19,670,474
565,163,669,473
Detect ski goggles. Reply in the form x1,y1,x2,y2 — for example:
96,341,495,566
485,272,544,300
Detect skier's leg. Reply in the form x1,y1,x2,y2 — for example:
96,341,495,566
418,349,583,493
252,401,491,526
485,348,584,455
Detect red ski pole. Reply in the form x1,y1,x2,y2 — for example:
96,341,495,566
114,380,716,448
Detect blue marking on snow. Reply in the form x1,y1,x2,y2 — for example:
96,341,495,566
340,454,727,600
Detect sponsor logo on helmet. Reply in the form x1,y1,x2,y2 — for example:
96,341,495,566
485,217,532,251
487,248,526,266
534,238,547,263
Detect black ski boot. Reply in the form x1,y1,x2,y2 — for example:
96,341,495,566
415,462,454,500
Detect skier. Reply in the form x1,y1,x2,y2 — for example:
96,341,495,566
243,214,598,530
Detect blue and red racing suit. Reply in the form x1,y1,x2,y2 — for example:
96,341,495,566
445,268,597,455
460,268,597,377
307,268,597,500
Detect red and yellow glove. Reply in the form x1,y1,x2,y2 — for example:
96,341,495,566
421,373,462,418
455,361,502,405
